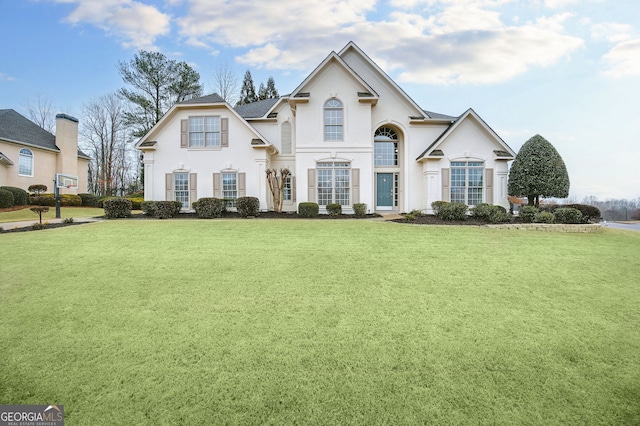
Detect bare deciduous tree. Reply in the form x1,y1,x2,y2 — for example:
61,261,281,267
80,93,137,196
211,62,239,105
26,94,56,133
266,168,290,213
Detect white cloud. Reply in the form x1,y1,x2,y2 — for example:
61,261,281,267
174,0,584,85
55,0,171,50
590,22,633,43
602,39,640,78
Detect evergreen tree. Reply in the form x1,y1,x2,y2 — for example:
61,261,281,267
266,76,279,98
508,134,570,207
257,82,268,101
119,50,203,138
237,69,257,105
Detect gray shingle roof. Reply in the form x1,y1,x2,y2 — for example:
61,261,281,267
0,109,58,150
0,109,90,158
234,97,280,119
423,110,458,120
178,93,226,105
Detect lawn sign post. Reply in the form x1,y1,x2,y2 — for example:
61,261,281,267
54,173,79,219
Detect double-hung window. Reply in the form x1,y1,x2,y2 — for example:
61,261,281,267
283,176,292,201
18,148,33,176
317,162,350,206
174,173,189,208
222,172,237,207
451,161,483,206
324,99,343,141
189,116,221,147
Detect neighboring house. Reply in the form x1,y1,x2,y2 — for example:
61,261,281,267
137,42,515,214
0,109,90,194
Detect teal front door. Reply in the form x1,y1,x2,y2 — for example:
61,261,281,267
376,173,393,210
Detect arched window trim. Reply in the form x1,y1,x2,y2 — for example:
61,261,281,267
18,148,34,176
324,98,343,141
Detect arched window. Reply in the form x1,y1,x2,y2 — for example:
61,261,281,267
324,99,343,141
374,127,398,166
18,148,33,176
281,122,292,154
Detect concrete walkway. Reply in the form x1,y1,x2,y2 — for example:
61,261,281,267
0,217,102,231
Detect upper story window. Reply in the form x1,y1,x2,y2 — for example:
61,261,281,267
374,127,399,166
281,122,292,154
324,99,343,141
18,148,33,176
189,116,221,147
451,161,484,206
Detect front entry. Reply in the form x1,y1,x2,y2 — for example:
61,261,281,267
376,173,394,211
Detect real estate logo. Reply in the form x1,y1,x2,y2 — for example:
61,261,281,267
0,405,64,426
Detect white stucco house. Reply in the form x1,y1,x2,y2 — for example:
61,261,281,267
136,42,515,214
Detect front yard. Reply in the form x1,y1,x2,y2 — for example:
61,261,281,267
1,220,638,424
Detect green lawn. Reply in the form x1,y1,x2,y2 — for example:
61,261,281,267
1,220,638,425
0,206,105,223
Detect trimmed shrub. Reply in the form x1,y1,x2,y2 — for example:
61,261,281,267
153,201,182,219
127,197,144,210
431,201,448,216
298,202,319,218
471,203,511,224
563,204,601,223
103,198,132,219
78,193,98,207
553,207,583,224
519,205,538,223
326,203,342,217
0,188,14,208
141,201,157,216
28,184,47,195
434,201,468,221
0,186,29,206
29,193,82,207
353,203,367,217
534,211,555,223
237,196,260,218
193,198,226,219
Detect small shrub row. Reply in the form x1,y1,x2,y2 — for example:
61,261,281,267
103,198,132,219
0,186,29,206
237,196,260,218
519,205,584,224
353,203,367,217
0,189,14,208
432,201,468,221
141,201,182,219
78,193,98,207
30,194,82,207
97,196,143,210
193,198,226,218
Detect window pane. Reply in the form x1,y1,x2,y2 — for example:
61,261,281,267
205,116,220,132
205,132,220,147
375,142,397,166
222,173,237,206
174,173,189,208
18,149,33,176
324,99,343,141
189,117,203,132
449,161,484,205
190,133,204,147
283,176,292,201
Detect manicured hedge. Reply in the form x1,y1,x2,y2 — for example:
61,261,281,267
0,186,29,206
103,198,132,219
432,201,468,221
298,202,319,218
353,203,367,217
78,193,98,207
236,196,260,218
519,205,538,223
0,189,14,208
470,203,511,223
326,203,342,217
563,204,601,223
193,198,226,219
553,207,583,224
29,194,83,207
534,211,555,223
141,201,157,216
152,201,182,219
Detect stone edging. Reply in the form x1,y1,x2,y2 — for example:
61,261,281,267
486,223,602,233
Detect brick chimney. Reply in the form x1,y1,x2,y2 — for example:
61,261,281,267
55,113,79,177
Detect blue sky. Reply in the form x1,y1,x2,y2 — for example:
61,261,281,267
1,0,639,201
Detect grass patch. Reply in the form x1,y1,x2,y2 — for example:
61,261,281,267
1,221,639,424
0,206,105,223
